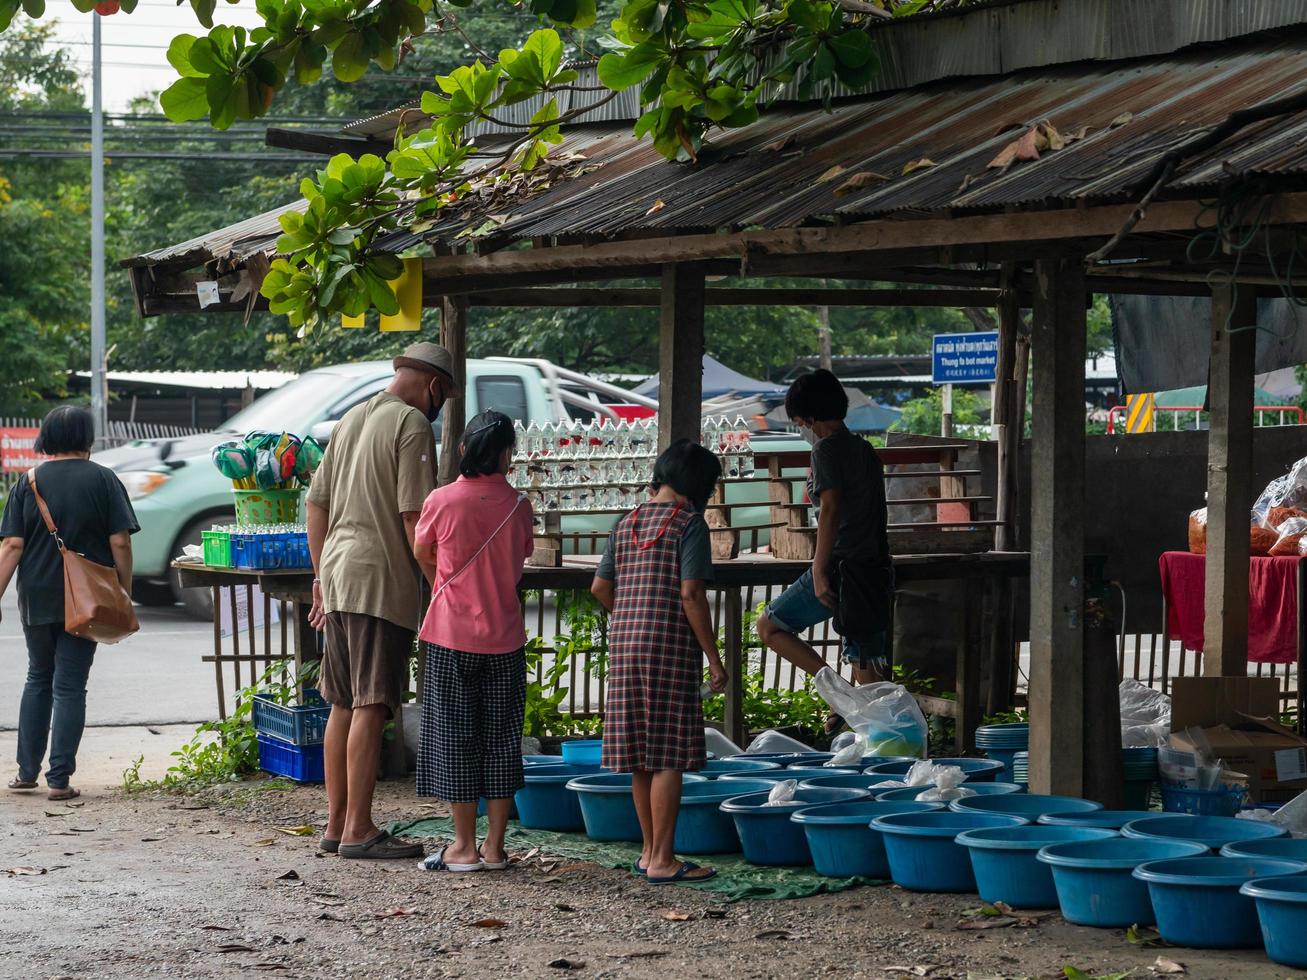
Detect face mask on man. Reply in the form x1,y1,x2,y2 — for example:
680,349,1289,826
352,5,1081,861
426,379,446,423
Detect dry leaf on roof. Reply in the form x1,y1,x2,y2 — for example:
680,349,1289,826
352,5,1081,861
833,171,892,197
1111,111,1134,128
817,164,846,183
645,198,666,216
902,158,937,175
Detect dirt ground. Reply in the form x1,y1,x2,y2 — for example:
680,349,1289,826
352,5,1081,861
1,779,1303,980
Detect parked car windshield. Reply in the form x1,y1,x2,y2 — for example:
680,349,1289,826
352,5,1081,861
214,372,354,434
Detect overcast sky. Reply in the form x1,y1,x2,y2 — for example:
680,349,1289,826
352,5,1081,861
36,1,269,113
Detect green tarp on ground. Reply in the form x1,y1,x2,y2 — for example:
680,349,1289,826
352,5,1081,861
389,816,885,902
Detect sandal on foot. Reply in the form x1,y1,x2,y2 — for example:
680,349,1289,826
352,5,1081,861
632,860,647,876
8,776,38,791
338,832,423,861
319,838,340,854
47,787,80,802
478,846,510,871
647,861,717,885
418,845,484,872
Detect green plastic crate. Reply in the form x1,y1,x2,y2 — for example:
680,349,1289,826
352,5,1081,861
201,528,232,568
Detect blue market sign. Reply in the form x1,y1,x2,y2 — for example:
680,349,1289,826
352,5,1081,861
932,331,999,384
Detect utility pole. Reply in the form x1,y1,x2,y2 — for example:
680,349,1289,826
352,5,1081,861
90,14,107,445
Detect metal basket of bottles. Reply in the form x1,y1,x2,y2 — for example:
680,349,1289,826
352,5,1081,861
510,417,755,521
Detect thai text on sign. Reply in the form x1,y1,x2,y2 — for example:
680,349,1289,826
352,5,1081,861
0,428,40,473
931,331,999,384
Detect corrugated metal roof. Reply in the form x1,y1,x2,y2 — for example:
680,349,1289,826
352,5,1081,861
125,27,1307,272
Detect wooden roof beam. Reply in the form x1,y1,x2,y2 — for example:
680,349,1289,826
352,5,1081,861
463,287,1004,308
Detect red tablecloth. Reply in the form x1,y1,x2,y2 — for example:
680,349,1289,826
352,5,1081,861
1158,551,1300,664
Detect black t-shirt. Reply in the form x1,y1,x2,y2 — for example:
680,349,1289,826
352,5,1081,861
0,460,139,626
808,428,889,565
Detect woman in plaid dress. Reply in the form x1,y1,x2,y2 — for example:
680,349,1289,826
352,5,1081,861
592,440,728,885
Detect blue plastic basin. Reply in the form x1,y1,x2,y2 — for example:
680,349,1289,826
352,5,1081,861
561,739,603,767
798,773,906,792
673,778,776,854
514,764,601,831
719,767,857,784
956,825,1118,908
867,758,1006,782
877,783,1023,803
693,758,782,779
1134,856,1307,948
1240,874,1307,967
1038,809,1158,830
731,752,834,766
523,754,563,766
790,800,943,878
951,794,1103,819
1036,837,1209,927
1122,815,1288,850
1222,838,1307,862
870,810,1028,892
565,772,706,842
720,786,871,866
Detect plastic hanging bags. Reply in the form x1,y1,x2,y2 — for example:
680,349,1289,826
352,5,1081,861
760,779,799,807
813,667,928,758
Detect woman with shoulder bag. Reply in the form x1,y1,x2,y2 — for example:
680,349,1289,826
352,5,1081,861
0,406,139,801
411,411,534,872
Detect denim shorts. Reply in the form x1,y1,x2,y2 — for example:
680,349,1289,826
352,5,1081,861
765,568,888,675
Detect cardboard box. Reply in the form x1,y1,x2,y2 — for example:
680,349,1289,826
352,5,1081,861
1168,677,1307,804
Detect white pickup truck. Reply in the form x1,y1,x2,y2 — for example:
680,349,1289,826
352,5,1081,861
94,357,797,618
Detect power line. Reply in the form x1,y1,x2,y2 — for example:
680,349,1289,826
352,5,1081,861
0,148,320,161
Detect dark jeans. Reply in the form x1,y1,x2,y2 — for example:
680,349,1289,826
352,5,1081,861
18,624,96,789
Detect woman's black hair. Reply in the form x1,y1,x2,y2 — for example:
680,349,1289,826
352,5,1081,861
34,405,95,456
784,368,848,422
459,409,516,478
649,438,722,512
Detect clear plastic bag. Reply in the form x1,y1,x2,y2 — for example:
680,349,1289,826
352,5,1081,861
760,779,798,807
826,734,868,767
705,728,743,759
904,760,946,786
916,764,976,801
744,730,813,755
813,667,928,758
1119,679,1171,748
1271,517,1307,556
1254,458,1307,527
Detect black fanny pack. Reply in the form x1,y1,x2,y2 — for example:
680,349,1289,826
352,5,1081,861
832,560,894,644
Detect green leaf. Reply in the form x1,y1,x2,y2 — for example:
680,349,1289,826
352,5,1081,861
20,0,45,18
365,252,405,280
190,0,217,29
68,0,96,10
522,28,564,82
205,71,238,130
332,31,369,83
187,37,225,76
159,76,209,122
828,29,873,69
165,35,206,78
363,270,401,315
596,42,661,91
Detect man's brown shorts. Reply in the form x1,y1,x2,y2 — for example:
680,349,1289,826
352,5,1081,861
319,611,413,716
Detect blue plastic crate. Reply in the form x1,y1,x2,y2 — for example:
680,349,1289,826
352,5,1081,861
231,531,311,570
257,735,324,783
1161,784,1246,817
252,688,330,746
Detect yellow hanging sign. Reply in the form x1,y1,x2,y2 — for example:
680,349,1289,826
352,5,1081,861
380,257,423,333
341,311,365,328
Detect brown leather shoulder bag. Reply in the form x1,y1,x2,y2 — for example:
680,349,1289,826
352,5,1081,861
26,468,138,644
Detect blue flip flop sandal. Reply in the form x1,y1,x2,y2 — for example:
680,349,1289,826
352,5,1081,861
647,861,717,885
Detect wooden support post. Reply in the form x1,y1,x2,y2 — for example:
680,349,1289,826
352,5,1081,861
955,576,983,753
993,265,1021,551
1028,255,1087,797
438,295,468,486
723,588,745,749
658,263,706,451
1203,284,1256,674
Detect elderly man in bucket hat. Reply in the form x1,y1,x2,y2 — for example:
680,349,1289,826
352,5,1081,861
305,342,460,860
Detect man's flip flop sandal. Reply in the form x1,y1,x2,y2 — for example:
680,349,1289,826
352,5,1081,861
338,832,423,861
7,777,37,791
647,861,717,885
47,787,80,802
418,845,484,872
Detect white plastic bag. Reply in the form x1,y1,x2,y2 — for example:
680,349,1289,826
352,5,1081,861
830,731,860,754
760,779,799,807
916,764,975,802
1119,679,1171,748
705,728,743,759
744,729,814,755
520,736,542,756
904,760,943,787
813,667,928,758
826,734,868,767
1270,792,1307,836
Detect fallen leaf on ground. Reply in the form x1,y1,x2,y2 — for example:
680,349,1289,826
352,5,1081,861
704,908,727,919
147,726,161,735
755,929,798,940
902,157,936,175
251,965,288,973
43,808,74,818
1127,924,1163,947
274,825,316,837
5,866,46,876
315,912,345,922
470,918,507,928
879,967,936,977
958,916,1018,930
522,847,541,861
309,896,345,907
199,925,233,931
140,837,165,842
215,944,257,954
610,951,668,959
553,862,590,874
548,959,585,970
660,910,691,922
1153,956,1185,974
378,907,420,918
275,870,300,881
251,839,275,847
645,198,665,216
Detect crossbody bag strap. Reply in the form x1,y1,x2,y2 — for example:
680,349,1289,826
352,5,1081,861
25,468,64,549
431,494,526,602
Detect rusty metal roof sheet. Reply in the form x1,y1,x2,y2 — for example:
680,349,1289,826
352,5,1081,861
125,26,1307,272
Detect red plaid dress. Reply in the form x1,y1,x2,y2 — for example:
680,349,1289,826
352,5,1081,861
601,502,707,773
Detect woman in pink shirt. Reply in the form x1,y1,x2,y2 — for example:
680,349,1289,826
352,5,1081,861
411,411,534,872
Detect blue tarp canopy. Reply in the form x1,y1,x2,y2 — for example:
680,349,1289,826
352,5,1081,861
633,354,788,400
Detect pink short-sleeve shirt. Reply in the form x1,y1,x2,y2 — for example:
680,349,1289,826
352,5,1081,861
415,474,534,654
